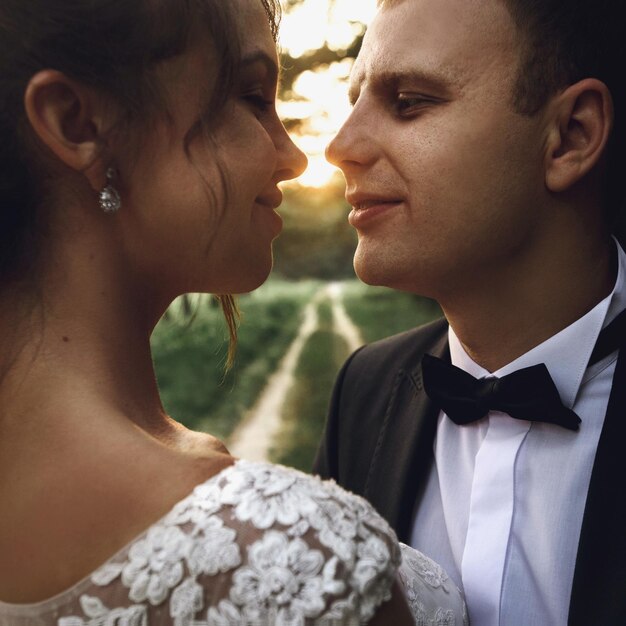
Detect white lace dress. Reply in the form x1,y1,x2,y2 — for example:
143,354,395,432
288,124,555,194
0,461,467,626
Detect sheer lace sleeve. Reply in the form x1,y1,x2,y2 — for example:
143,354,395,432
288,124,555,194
397,544,468,626
0,461,466,626
43,461,402,625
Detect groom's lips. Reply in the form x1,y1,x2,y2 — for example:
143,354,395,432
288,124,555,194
346,193,403,229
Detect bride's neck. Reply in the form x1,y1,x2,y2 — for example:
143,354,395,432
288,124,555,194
0,238,173,449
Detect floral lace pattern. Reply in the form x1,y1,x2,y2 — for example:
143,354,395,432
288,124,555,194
0,461,467,625
398,545,467,626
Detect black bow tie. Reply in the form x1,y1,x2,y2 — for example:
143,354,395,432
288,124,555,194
422,355,581,430
422,307,626,431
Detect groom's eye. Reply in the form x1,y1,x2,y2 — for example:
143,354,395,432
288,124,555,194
395,93,436,117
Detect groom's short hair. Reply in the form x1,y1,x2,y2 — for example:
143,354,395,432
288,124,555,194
377,0,626,241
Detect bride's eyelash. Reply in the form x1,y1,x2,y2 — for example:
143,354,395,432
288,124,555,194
244,93,274,112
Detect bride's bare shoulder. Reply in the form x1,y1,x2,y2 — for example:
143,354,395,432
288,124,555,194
0,422,233,604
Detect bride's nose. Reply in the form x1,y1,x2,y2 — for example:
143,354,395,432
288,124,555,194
273,123,308,183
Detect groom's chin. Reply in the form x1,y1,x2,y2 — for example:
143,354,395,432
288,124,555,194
353,243,410,290
353,253,406,291
352,245,441,299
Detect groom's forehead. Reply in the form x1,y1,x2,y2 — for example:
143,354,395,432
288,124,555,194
349,0,519,103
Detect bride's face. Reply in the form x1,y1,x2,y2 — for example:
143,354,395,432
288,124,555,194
118,0,307,299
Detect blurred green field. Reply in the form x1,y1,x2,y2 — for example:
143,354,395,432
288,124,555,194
269,283,441,471
151,279,319,440
341,281,442,343
151,279,442,469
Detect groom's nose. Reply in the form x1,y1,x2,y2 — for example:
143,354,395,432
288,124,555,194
326,102,377,174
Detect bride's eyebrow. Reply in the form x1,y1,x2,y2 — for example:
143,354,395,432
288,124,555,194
240,50,279,85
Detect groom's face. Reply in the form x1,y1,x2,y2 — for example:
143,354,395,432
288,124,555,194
327,0,550,299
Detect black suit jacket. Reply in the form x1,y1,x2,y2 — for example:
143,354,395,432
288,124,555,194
313,317,626,625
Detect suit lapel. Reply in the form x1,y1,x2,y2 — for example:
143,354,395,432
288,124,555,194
364,331,449,543
569,348,626,624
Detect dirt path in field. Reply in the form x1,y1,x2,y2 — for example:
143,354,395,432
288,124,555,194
227,282,364,462
326,282,364,353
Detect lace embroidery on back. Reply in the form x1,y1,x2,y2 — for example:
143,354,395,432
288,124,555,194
58,461,399,625
0,461,468,625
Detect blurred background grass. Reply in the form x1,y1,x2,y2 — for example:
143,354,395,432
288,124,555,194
341,282,442,343
151,279,319,440
151,277,440,471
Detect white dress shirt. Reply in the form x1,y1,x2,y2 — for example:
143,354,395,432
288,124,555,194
411,240,626,626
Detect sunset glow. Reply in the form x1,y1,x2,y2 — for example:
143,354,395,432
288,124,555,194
279,0,378,58
278,0,379,189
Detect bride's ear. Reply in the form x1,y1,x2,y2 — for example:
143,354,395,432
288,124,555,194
23,70,112,190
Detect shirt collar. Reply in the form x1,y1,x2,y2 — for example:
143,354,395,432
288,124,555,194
449,238,626,409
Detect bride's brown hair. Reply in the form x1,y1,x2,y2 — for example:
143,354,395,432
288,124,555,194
0,0,280,363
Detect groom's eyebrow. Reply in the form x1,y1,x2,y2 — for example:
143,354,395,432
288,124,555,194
349,67,455,105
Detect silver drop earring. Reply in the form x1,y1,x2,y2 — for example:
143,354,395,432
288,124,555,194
99,167,121,213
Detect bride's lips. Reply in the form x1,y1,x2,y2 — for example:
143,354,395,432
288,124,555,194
254,191,284,235
347,194,403,229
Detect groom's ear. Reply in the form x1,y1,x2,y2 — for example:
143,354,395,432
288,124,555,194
543,78,613,193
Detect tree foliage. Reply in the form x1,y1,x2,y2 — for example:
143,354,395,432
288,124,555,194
279,32,364,94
